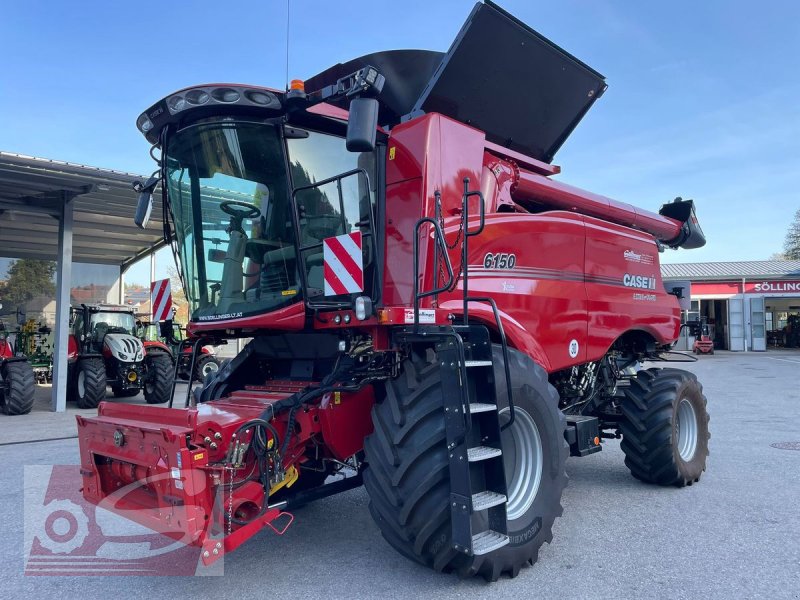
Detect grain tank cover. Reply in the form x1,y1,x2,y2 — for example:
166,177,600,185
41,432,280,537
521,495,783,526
306,2,606,163
412,1,607,163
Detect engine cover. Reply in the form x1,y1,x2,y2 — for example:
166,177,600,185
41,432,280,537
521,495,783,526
104,333,145,363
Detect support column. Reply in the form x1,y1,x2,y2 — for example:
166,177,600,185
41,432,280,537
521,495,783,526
150,251,156,320
119,265,125,305
51,196,74,412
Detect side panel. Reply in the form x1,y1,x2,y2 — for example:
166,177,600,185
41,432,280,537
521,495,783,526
442,211,588,372
583,216,679,360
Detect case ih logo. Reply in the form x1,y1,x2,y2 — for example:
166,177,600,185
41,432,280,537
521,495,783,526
623,250,654,265
752,281,800,293
23,465,218,576
623,274,656,290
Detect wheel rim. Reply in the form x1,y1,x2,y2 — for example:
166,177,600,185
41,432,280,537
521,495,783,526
77,371,85,397
676,397,698,461
500,406,543,521
201,360,219,378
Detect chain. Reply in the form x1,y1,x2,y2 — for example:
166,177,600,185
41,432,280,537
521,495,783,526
226,466,234,538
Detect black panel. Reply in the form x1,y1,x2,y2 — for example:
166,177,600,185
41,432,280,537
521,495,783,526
304,50,444,127
412,1,607,162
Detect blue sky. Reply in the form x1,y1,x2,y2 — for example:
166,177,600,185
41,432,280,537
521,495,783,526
2,0,799,283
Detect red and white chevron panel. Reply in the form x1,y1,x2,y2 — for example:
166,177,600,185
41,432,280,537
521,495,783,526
150,278,173,321
323,231,364,296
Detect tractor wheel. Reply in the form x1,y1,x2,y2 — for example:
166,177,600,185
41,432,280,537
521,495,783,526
363,346,567,581
193,355,220,382
620,368,710,486
144,354,172,404
1,360,36,415
75,358,107,409
111,386,139,398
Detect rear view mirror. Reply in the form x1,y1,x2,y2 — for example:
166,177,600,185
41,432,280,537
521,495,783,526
346,97,379,152
16,307,26,326
134,192,153,229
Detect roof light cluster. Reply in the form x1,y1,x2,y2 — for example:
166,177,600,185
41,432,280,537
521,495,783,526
136,85,283,140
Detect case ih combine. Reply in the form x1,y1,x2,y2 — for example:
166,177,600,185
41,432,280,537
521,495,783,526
76,2,710,580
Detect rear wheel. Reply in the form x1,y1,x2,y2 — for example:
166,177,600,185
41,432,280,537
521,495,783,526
75,358,107,409
363,346,567,581
1,360,36,415
193,354,219,382
144,354,172,404
620,368,710,486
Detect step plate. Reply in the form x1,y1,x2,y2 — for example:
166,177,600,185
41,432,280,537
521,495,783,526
472,490,507,511
464,360,492,367
469,402,497,414
472,530,510,555
467,446,502,462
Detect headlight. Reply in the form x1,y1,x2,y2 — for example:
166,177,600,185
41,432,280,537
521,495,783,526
118,352,129,361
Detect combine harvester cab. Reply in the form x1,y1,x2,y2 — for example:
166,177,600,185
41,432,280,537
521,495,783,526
77,1,709,580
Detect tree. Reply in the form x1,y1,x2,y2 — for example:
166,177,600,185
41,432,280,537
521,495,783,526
1,259,56,308
784,208,800,260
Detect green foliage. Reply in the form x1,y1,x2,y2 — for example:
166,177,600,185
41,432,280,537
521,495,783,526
784,208,800,260
1,259,56,307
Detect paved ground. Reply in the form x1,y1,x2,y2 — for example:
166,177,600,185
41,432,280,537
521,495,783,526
1,351,799,598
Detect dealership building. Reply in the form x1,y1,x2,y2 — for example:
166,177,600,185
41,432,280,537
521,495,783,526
662,260,800,352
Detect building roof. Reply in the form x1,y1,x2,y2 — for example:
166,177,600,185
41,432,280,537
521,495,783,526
662,260,800,281
0,151,165,266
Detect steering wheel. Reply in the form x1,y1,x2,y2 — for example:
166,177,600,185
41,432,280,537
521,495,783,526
220,200,260,219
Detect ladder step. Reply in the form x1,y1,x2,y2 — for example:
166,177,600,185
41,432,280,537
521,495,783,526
472,490,507,511
467,446,502,462
468,402,497,414
472,530,510,555
464,360,492,367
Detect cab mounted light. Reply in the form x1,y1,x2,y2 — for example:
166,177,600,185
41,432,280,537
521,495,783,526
354,296,373,321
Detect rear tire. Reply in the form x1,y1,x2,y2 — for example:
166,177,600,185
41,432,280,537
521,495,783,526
363,346,567,581
620,368,710,486
75,358,107,409
193,354,219,382
1,360,36,415
144,354,172,404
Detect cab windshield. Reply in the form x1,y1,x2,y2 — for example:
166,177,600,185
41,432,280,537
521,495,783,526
89,311,135,339
165,118,377,322
165,120,298,321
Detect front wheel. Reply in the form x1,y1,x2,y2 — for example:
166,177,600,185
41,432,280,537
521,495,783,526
143,354,173,404
363,346,567,581
1,360,36,415
75,358,107,409
620,368,710,486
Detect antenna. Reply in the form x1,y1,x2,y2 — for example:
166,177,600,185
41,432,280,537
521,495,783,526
285,0,291,91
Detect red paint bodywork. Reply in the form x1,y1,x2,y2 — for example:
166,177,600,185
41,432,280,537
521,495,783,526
0,338,13,359
77,108,687,563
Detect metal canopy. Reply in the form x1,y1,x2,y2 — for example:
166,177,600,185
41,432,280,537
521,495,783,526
0,151,165,266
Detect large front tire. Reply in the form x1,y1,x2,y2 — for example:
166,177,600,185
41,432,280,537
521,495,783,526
620,368,710,486
363,346,567,581
1,360,36,415
143,354,172,404
75,358,107,409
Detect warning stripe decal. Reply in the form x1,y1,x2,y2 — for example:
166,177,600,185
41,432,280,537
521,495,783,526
150,278,173,321
323,232,364,296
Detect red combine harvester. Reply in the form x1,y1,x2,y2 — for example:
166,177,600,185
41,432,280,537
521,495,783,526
76,2,710,580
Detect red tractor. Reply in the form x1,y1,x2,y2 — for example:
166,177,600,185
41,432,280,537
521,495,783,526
76,2,710,581
0,312,35,415
67,304,173,408
137,320,220,382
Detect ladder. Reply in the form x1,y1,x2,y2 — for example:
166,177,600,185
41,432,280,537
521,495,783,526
407,177,516,557
437,324,510,556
